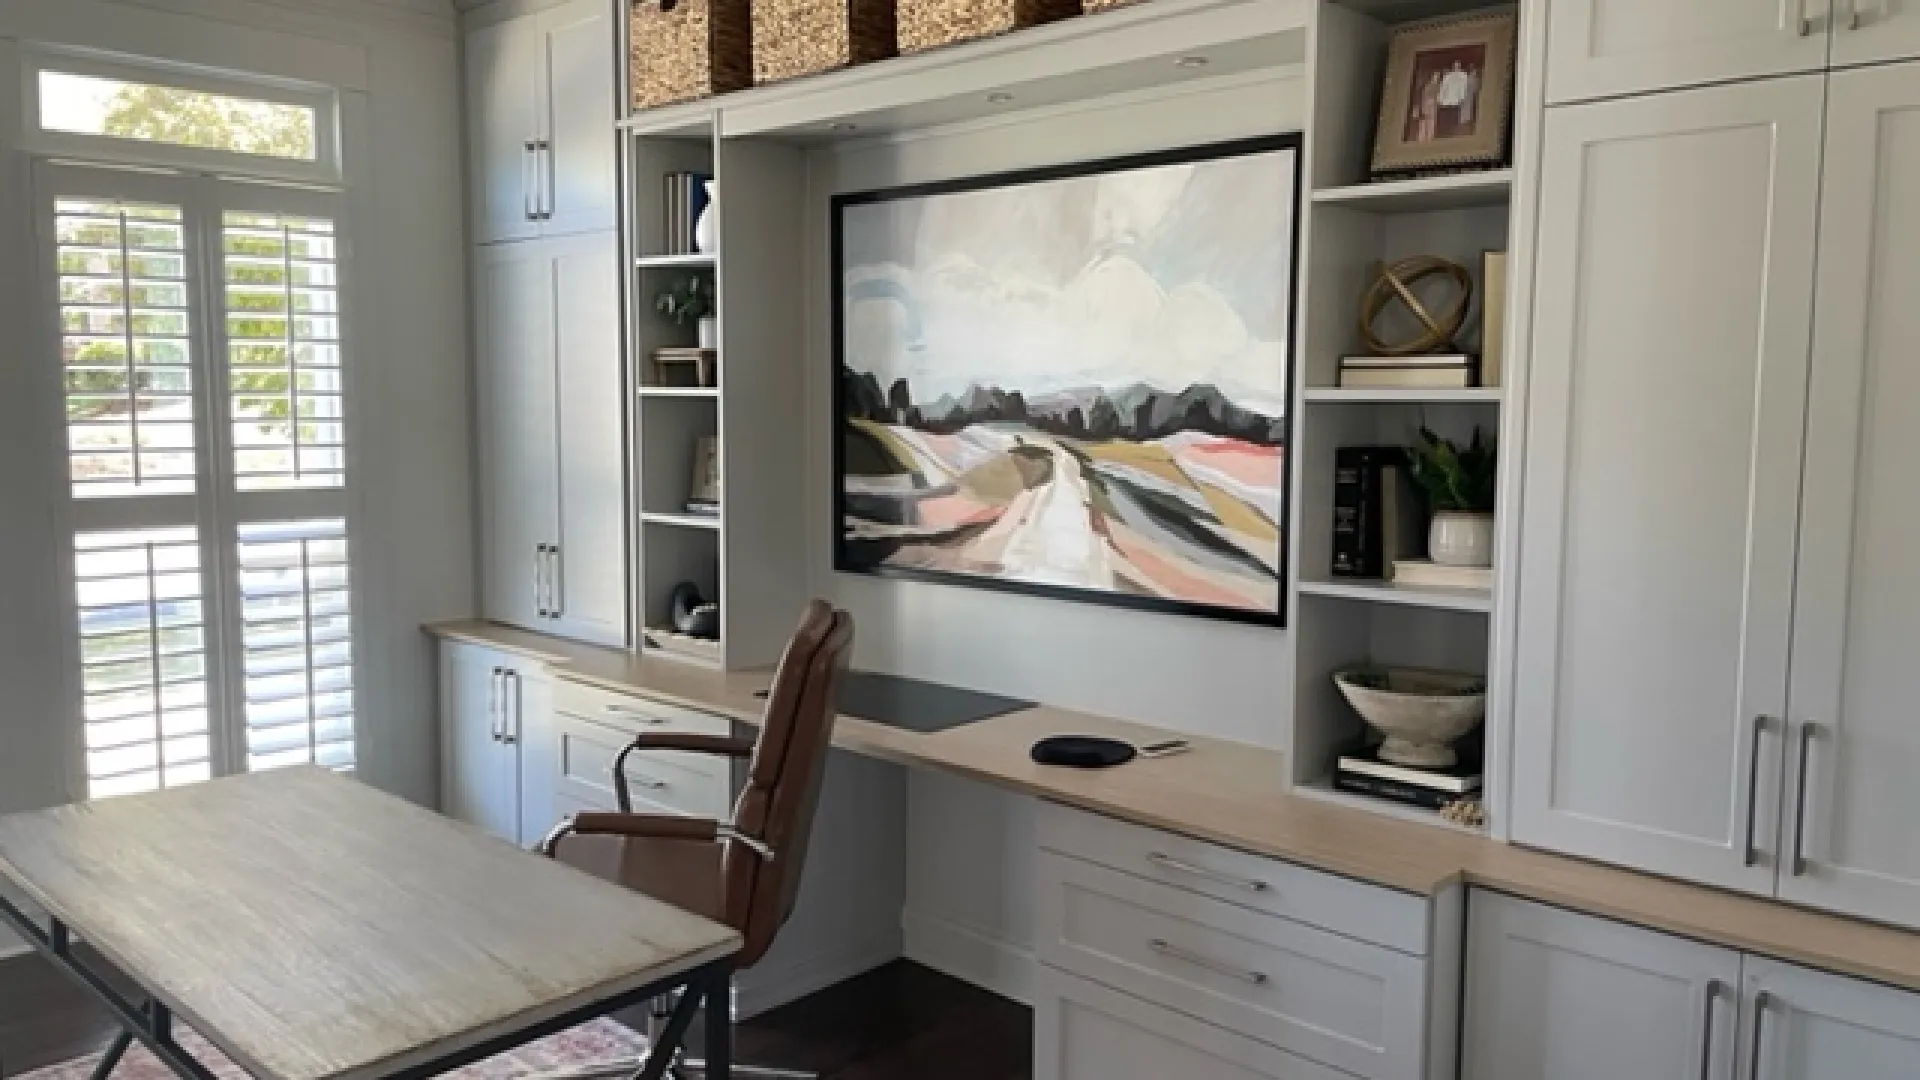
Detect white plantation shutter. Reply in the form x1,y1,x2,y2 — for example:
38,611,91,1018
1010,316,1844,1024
39,162,358,800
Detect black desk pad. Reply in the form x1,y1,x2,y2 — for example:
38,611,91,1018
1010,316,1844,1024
831,670,1035,733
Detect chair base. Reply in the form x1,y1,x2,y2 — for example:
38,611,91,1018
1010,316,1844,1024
521,1058,815,1080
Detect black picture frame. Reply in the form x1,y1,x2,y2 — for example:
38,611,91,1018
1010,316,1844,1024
830,132,1303,628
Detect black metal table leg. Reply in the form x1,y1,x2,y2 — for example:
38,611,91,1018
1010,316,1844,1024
88,1028,135,1080
702,966,732,1080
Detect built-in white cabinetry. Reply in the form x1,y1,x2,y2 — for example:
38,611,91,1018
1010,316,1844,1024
1544,0,1831,104
474,232,626,647
1515,58,1920,926
1828,0,1920,71
1465,893,1920,1080
465,0,615,244
438,639,552,846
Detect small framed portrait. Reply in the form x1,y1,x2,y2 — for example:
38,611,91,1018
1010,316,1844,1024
1370,11,1518,179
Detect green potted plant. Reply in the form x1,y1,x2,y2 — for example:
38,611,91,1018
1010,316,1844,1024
655,273,716,349
1406,425,1498,567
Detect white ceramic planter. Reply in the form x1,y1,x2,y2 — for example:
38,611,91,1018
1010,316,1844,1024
1430,511,1494,567
694,180,716,253
697,317,718,350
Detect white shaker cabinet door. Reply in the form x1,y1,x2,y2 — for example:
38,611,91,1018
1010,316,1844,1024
1777,59,1920,930
1545,0,1833,104
474,243,561,632
1462,892,1742,1080
549,232,627,647
1511,77,1824,895
465,16,542,245
537,0,617,238
1830,0,1920,70
1740,957,1920,1079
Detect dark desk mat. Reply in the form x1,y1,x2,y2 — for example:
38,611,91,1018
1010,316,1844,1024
834,670,1034,733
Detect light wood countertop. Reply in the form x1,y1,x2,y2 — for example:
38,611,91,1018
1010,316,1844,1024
428,619,1920,994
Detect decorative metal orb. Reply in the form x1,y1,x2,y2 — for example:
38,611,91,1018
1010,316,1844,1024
1357,255,1474,357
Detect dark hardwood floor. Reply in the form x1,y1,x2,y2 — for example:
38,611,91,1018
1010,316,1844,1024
0,956,1030,1080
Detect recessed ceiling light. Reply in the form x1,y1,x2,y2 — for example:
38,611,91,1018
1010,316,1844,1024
1176,55,1209,68
987,92,1015,104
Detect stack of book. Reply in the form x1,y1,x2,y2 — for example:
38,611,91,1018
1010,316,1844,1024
661,171,711,256
1332,446,1421,578
1391,559,1493,592
1339,353,1479,389
1333,743,1482,810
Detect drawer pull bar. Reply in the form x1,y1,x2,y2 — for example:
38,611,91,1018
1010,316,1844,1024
628,774,670,791
1149,939,1269,985
604,705,669,725
1146,852,1270,893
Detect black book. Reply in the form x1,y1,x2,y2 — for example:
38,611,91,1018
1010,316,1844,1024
1331,446,1419,578
1333,771,1459,810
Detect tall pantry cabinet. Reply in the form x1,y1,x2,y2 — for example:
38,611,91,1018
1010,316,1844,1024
464,0,627,648
1513,4,1920,928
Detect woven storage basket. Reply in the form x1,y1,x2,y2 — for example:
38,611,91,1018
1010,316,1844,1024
630,0,753,112
897,0,1081,54
754,0,897,84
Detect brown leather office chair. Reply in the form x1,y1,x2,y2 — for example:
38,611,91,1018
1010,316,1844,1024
540,600,853,1080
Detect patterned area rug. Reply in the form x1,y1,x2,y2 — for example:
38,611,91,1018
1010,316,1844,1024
17,1018,647,1080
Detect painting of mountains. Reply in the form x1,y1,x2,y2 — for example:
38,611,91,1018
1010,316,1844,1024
832,135,1300,624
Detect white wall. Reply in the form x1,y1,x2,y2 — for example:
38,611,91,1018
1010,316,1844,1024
0,0,471,822
803,70,1307,997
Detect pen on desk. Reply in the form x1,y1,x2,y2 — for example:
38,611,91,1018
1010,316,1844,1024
1137,739,1191,759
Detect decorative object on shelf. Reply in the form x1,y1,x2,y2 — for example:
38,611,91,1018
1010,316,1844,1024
1391,558,1491,593
1438,798,1486,830
1481,250,1508,387
629,0,752,111
1355,255,1474,358
1368,10,1517,180
833,135,1302,625
654,271,716,348
897,0,1080,54
694,179,717,253
1332,446,1420,579
668,580,721,640
1407,425,1496,568
644,625,722,663
752,0,897,84
1030,735,1136,770
1335,737,1481,810
662,171,712,256
687,435,720,514
651,347,717,387
1339,354,1478,389
1333,665,1486,770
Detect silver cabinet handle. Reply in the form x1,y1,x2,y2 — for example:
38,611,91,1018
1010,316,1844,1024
627,773,669,791
1791,722,1821,876
1698,979,1724,1080
1149,939,1268,985
533,544,549,618
1748,990,1773,1080
548,543,563,619
1146,851,1270,893
536,139,554,219
502,670,521,746
604,704,668,725
1743,715,1773,867
489,667,504,742
1844,0,1861,30
522,140,538,221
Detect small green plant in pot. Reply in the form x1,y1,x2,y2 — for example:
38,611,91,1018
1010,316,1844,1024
655,273,716,349
1406,425,1497,567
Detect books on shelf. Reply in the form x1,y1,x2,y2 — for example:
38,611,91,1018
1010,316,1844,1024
684,498,720,517
1334,743,1482,811
1391,559,1493,592
661,171,711,256
1331,446,1420,579
1339,353,1479,389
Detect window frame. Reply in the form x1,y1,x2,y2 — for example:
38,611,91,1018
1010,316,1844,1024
21,48,342,186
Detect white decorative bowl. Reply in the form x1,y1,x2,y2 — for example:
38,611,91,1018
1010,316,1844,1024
1333,666,1486,769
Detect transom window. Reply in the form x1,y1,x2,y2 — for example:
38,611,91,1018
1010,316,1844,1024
38,71,320,162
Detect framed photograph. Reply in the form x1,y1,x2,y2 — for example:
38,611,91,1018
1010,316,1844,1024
831,134,1301,626
687,435,720,506
1369,11,1517,179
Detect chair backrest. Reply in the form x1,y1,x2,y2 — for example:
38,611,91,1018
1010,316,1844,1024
723,599,853,965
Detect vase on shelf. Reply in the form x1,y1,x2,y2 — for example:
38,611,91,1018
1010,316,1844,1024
694,180,716,254
1429,511,1494,568
697,317,717,350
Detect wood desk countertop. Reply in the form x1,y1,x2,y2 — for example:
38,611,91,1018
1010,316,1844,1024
429,619,1920,994
0,766,739,1080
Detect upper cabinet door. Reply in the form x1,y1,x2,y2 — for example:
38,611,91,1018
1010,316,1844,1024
1830,0,1920,69
538,0,617,238
1740,957,1920,1079
475,243,562,631
1777,60,1920,930
1463,892,1742,1080
549,232,627,647
1511,77,1825,895
1546,0,1833,104
466,17,542,245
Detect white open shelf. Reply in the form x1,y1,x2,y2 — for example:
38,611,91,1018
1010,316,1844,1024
641,511,722,532
1312,169,1514,214
1304,385,1503,404
637,385,719,399
634,252,715,269
1298,577,1494,614
1295,775,1485,835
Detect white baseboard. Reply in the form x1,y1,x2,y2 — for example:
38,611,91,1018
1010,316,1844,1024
734,932,901,1020
902,908,1035,1007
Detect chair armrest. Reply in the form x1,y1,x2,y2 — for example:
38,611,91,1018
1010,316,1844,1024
613,734,754,811
539,812,718,857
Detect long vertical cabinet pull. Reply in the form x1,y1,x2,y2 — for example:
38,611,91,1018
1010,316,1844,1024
548,544,563,618
502,670,521,746
522,141,538,221
1790,722,1821,875
1796,0,1815,35
488,667,503,742
537,139,553,219
1744,716,1775,867
1698,979,1725,1080
532,545,547,618
1746,990,1774,1080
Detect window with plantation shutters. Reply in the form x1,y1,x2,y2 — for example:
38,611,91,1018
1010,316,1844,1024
38,156,357,800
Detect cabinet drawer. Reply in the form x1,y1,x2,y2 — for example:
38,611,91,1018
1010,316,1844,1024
1038,851,1425,1079
1035,965,1356,1080
555,677,731,737
1036,801,1430,955
554,712,732,819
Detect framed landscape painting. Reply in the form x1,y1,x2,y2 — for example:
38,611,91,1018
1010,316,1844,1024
832,134,1301,626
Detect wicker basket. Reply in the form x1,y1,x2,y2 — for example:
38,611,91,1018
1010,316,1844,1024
897,0,1081,54
754,0,897,85
630,0,753,112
